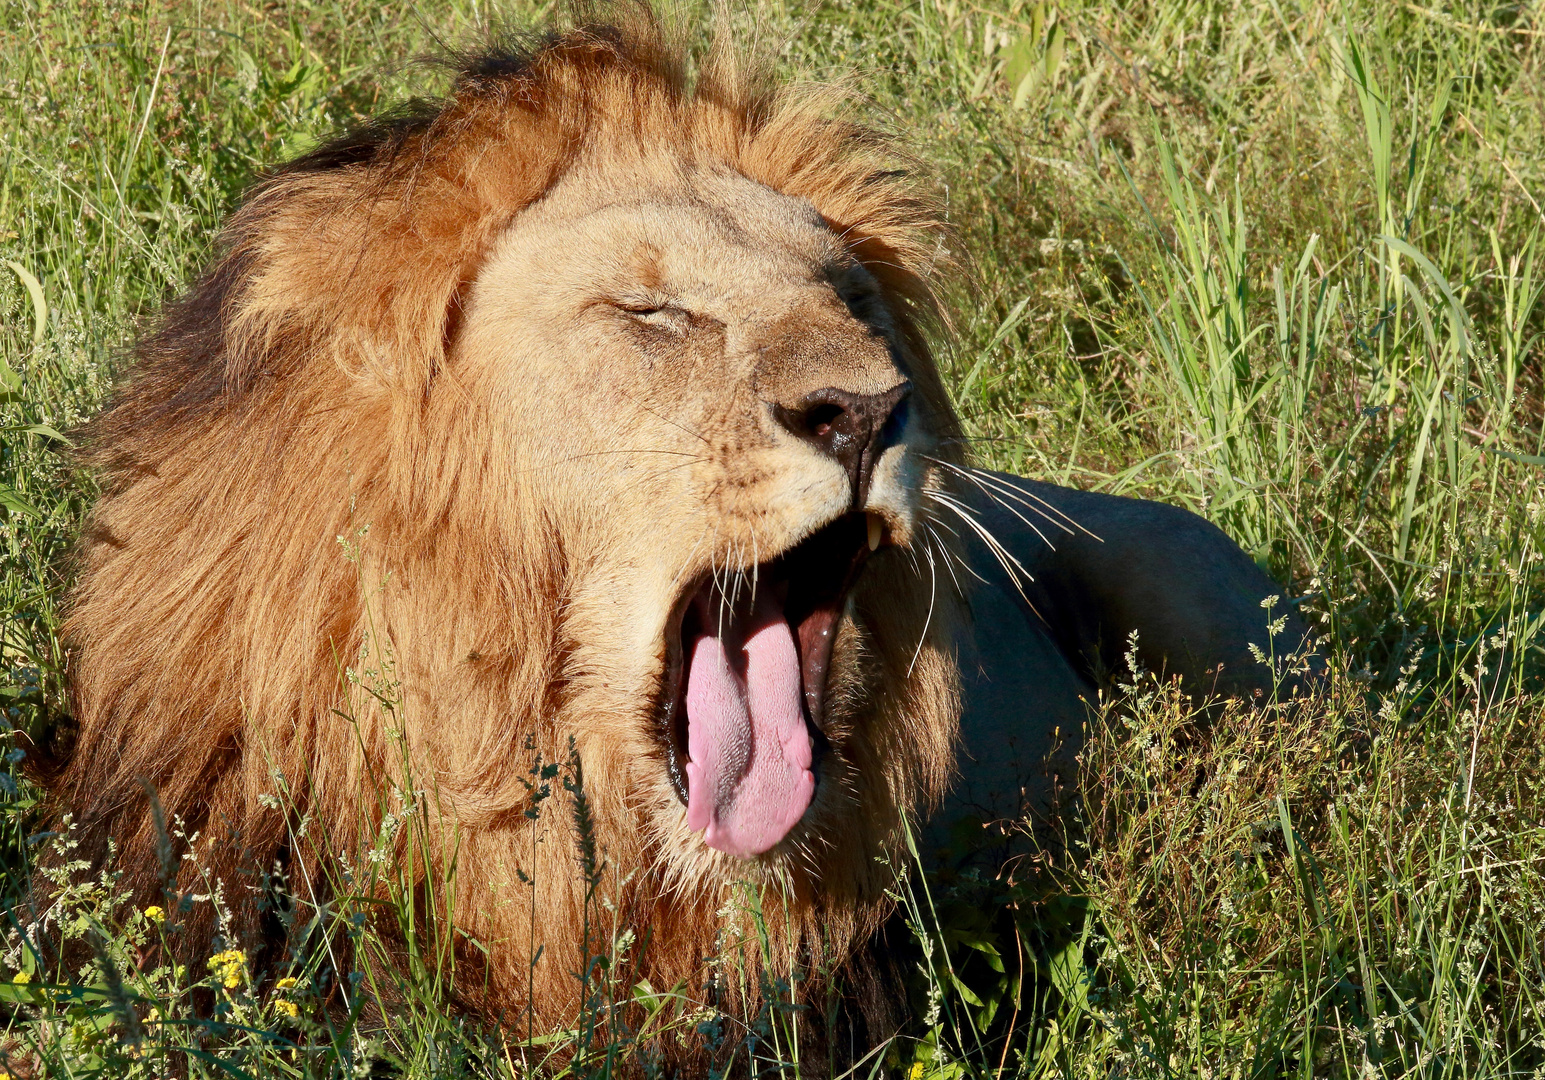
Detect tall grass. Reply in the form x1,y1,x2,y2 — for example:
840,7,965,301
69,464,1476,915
2,0,1543,1076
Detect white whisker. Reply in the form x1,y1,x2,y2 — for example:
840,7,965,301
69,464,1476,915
670,524,713,594
964,463,1099,540
920,518,972,593
900,536,925,585
907,541,938,679
919,506,988,588
748,529,760,610
924,457,1064,549
929,490,1034,579
713,545,731,639
926,490,1046,621
728,539,743,613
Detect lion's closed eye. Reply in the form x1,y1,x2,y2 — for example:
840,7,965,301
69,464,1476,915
614,300,691,334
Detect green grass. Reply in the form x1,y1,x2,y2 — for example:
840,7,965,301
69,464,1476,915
2,0,1543,1075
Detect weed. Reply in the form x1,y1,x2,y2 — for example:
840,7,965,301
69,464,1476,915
2,0,1543,1076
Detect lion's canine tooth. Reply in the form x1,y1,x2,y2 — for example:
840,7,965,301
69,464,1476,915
867,513,883,552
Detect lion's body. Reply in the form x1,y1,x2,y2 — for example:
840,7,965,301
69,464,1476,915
38,10,1319,1066
944,473,1322,845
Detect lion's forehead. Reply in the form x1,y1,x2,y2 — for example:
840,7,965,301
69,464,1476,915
497,168,847,296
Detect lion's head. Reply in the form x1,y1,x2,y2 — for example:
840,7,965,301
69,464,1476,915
49,10,964,1042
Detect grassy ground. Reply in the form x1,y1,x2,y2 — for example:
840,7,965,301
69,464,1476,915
2,0,1543,1075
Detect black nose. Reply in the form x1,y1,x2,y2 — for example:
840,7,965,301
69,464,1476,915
774,382,911,506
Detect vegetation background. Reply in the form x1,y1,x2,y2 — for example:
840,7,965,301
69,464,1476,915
2,0,1543,1075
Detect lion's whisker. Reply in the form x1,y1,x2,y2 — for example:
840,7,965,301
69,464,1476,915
624,458,707,492
519,448,708,478
924,455,1066,537
928,492,1030,581
920,518,971,594
832,219,865,246
716,560,734,641
554,448,708,463
748,528,761,611
710,548,727,639
669,524,714,594
960,464,1098,540
616,387,711,445
726,541,741,615
858,258,914,275
906,541,938,679
927,490,1034,580
960,470,1071,545
926,459,1059,550
921,515,987,590
792,842,820,879
933,434,1013,446
900,537,923,581
925,491,1046,621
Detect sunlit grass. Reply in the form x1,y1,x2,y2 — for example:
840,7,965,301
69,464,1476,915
2,0,1543,1076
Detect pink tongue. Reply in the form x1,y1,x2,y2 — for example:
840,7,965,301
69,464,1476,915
683,587,815,858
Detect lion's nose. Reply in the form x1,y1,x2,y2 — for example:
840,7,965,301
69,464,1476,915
774,382,910,506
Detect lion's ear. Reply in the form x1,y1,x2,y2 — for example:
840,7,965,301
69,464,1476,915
203,96,572,406
217,170,504,402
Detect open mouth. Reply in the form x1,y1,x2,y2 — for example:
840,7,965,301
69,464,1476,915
658,512,882,859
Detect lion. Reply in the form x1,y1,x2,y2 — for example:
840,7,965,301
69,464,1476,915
34,6,1319,1065
45,10,963,1056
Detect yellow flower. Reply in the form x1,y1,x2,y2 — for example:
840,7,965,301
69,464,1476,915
275,976,298,991
908,1063,926,1080
144,906,166,924
274,999,299,1019
11,971,30,985
207,949,247,990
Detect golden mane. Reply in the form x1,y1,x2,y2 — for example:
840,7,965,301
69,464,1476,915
46,7,961,1061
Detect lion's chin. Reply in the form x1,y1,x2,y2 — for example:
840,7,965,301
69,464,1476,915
661,513,877,859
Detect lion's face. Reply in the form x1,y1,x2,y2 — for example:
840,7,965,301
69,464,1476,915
457,164,944,867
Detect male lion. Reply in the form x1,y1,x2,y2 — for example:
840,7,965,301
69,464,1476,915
37,7,1317,1064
